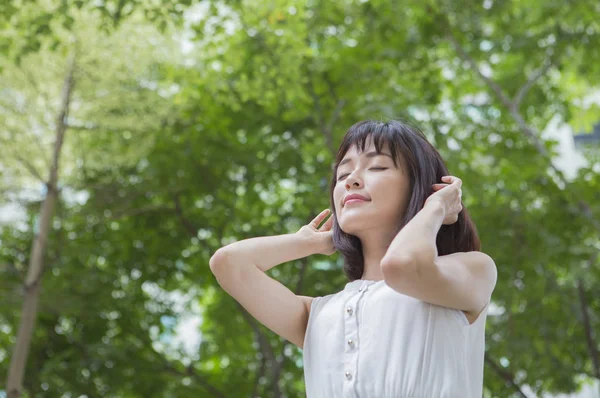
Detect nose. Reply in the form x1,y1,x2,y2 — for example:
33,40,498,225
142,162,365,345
345,174,362,189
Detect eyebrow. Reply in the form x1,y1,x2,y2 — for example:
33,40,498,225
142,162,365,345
338,151,393,167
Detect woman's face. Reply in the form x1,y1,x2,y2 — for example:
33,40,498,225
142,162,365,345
333,139,410,236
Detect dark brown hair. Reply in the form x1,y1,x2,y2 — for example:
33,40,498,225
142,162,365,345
329,119,481,282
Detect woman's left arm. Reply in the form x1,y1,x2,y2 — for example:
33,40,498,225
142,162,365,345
380,179,497,314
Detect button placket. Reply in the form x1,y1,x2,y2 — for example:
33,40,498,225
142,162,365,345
342,280,371,398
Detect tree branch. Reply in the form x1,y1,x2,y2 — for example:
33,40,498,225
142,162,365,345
14,154,46,184
268,252,313,397
438,10,600,235
163,362,228,398
251,340,269,398
513,57,553,108
485,354,531,398
441,16,549,158
305,70,330,152
322,72,345,156
107,204,173,220
173,193,198,238
304,65,346,156
2,263,25,282
236,302,280,398
577,274,600,379
64,122,154,135
7,42,77,398
325,99,346,148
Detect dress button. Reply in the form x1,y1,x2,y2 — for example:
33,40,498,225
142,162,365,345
347,339,354,347
358,288,362,292
345,371,352,380
346,307,353,315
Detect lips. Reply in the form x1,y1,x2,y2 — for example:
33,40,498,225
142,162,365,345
343,194,370,206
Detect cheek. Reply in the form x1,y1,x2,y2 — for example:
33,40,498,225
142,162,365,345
333,184,343,205
370,179,394,196
372,178,408,205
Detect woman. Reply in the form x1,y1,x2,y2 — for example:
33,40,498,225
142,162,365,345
210,119,497,398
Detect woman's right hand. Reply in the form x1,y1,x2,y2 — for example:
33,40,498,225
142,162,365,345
296,209,337,256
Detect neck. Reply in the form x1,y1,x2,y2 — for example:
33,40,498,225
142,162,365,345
357,227,398,281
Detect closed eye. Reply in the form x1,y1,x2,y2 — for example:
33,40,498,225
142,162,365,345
337,167,388,181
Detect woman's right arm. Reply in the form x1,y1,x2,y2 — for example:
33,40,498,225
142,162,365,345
209,209,334,349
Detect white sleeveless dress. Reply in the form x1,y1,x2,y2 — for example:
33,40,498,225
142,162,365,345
302,279,490,398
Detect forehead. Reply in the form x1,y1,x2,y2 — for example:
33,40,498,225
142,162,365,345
341,139,391,159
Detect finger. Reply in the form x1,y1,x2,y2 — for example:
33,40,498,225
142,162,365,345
318,213,331,231
450,186,460,198
319,213,334,231
449,176,462,188
432,183,448,190
310,209,330,228
441,176,462,188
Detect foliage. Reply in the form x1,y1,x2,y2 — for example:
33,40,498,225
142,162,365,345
1,0,600,397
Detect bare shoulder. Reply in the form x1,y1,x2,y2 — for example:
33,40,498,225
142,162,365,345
440,251,497,282
439,251,496,324
443,250,494,263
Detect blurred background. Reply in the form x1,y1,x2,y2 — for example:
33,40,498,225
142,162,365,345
1,0,599,397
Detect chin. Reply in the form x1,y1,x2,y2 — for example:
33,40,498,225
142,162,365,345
338,217,369,235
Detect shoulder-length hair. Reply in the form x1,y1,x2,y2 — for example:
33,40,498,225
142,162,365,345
328,119,481,282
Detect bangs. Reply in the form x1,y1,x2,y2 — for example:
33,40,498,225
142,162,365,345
334,120,410,170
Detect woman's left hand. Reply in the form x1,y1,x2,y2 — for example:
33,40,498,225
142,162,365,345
424,175,463,225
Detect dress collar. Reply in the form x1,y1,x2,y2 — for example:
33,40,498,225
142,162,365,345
343,279,385,292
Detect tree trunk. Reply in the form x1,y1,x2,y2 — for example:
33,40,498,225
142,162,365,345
6,49,77,398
